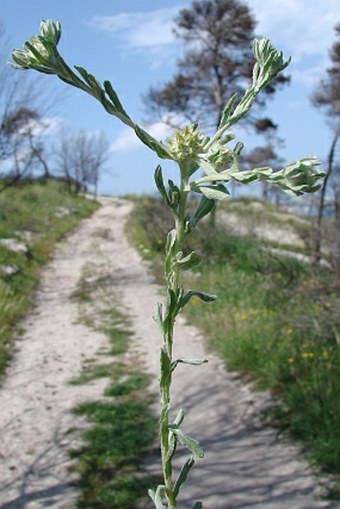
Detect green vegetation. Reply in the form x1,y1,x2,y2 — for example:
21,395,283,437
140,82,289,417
128,196,340,498
71,399,157,509
70,259,158,509
104,371,150,398
14,20,325,508
69,361,120,386
72,270,132,357
0,179,99,376
70,371,157,509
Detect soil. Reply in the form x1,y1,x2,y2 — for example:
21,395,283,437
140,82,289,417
0,197,338,509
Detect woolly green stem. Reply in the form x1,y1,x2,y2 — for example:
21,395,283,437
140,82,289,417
159,168,190,508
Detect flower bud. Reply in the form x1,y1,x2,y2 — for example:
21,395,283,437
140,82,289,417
167,125,205,164
40,20,61,45
207,143,233,170
11,20,62,74
282,157,324,195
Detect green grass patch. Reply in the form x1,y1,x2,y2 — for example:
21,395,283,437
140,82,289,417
73,400,156,460
71,398,157,509
107,327,130,356
73,272,132,357
0,178,99,376
69,362,125,386
70,263,158,508
104,371,150,397
128,195,340,498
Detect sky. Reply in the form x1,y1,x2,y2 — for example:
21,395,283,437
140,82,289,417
0,0,339,197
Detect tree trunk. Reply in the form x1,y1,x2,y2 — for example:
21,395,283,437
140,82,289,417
314,130,339,262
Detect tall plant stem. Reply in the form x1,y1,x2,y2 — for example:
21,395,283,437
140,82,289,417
159,171,189,508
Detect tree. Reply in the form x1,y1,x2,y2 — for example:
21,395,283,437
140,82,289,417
56,131,108,195
145,0,289,133
0,107,52,189
312,23,340,264
0,22,52,191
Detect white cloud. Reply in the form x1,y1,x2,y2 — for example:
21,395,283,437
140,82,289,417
40,116,64,135
92,7,180,49
292,62,328,88
18,116,63,137
110,127,140,153
248,0,339,62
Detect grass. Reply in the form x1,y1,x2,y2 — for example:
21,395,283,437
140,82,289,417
127,195,340,499
69,256,158,508
104,371,150,397
69,361,125,386
70,372,157,509
0,178,99,376
71,400,156,509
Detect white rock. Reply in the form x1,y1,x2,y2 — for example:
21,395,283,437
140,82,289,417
0,238,28,254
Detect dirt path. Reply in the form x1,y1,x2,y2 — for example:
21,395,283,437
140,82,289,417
0,197,337,509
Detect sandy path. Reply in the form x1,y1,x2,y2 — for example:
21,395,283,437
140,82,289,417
0,197,337,509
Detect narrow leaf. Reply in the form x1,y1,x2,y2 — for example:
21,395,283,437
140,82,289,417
168,179,180,208
148,485,166,509
191,195,216,228
199,158,221,178
234,141,244,156
155,486,167,509
165,229,176,253
75,66,102,95
172,358,208,371
160,347,172,391
166,288,179,315
103,80,131,118
173,408,185,427
173,457,195,498
219,92,238,128
179,289,216,309
174,251,201,271
153,302,164,331
199,184,230,200
165,428,177,465
163,288,179,332
154,165,171,208
165,229,177,279
134,124,173,160
169,426,204,458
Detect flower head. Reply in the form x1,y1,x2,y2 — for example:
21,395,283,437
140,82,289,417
11,20,62,74
167,124,206,164
281,157,325,195
206,142,234,171
39,19,61,45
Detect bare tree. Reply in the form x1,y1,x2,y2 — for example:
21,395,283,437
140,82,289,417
0,21,54,191
312,23,340,263
145,0,289,224
56,131,108,195
0,106,53,189
145,0,289,133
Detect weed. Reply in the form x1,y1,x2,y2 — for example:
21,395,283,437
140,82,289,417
14,22,325,508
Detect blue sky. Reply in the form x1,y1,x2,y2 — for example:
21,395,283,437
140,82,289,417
1,0,339,196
